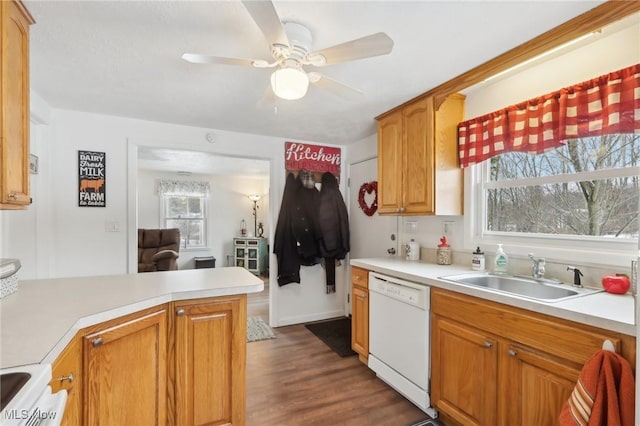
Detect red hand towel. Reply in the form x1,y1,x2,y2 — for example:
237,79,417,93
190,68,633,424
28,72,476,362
559,350,635,426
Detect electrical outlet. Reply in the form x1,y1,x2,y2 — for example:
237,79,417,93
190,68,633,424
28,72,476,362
443,221,455,236
405,220,418,234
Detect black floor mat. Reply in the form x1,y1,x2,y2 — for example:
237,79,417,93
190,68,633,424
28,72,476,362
305,317,357,357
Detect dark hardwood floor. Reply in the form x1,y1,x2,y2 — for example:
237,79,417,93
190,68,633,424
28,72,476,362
246,278,427,426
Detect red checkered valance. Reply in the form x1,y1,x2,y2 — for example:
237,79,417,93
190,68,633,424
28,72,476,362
457,63,640,168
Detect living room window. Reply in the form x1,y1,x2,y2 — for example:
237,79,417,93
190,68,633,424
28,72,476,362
158,180,209,249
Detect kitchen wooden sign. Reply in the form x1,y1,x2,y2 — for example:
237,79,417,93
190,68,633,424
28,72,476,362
284,142,341,180
78,150,106,207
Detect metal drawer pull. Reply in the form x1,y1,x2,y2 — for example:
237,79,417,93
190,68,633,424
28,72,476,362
508,349,518,357
176,308,186,316
483,341,493,348
57,373,74,384
7,193,18,200
92,337,103,347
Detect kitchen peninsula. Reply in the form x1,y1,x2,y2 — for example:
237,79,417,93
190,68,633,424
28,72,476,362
1,267,263,426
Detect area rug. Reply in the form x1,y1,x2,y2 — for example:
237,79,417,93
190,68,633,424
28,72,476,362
304,317,356,357
247,316,276,342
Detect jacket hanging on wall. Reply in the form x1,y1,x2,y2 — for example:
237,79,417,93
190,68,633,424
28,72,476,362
273,172,321,286
318,172,350,294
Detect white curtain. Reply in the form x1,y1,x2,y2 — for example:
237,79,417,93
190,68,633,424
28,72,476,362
157,179,210,196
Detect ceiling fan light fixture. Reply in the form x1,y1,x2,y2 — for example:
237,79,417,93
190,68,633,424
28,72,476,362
270,67,309,100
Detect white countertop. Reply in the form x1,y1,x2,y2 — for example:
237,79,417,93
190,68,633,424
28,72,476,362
351,257,636,336
0,267,263,369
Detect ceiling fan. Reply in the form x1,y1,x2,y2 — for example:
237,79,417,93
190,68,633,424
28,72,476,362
182,0,394,101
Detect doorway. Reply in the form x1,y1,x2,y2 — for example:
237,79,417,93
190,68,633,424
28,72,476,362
130,144,272,322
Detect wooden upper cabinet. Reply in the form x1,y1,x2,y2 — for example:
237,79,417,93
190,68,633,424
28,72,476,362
403,97,434,214
82,308,168,426
377,111,403,214
0,0,34,209
376,93,464,216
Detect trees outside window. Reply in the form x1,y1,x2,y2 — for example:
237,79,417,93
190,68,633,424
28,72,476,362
484,134,639,241
163,195,207,249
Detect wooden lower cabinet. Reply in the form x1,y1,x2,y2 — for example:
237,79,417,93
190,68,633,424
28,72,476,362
431,288,635,426
350,267,369,364
50,335,81,426
501,342,580,426
82,307,167,426
431,317,497,426
171,295,247,426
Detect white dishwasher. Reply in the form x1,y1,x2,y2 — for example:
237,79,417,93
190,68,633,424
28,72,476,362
368,271,436,418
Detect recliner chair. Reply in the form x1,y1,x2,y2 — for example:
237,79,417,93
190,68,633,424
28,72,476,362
138,228,180,272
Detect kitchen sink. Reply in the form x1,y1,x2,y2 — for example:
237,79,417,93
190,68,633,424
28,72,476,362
439,272,602,302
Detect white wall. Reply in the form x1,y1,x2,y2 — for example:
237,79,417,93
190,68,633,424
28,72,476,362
464,18,640,118
137,169,270,270
3,105,349,328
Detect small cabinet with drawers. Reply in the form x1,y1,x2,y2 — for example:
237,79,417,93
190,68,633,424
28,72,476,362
234,237,267,275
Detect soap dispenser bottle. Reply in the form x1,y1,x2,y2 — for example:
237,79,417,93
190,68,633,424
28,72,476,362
494,244,509,275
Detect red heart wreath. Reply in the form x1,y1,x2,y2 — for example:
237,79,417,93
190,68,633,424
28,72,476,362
358,181,378,216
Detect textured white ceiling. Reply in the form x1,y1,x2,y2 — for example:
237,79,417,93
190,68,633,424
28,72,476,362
26,0,604,148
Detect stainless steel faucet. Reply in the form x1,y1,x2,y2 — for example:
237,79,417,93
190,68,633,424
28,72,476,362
528,253,546,279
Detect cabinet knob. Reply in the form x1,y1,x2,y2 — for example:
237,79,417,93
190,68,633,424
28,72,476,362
7,193,18,201
358,294,367,300
57,373,74,384
176,308,186,316
92,337,103,347
508,349,518,357
483,341,493,348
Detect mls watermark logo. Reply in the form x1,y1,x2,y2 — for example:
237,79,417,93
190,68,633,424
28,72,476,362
3,407,59,423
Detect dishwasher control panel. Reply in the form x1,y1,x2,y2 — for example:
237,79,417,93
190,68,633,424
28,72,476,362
369,272,429,309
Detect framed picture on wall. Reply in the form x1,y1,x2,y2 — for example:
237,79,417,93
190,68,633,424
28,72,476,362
78,150,106,207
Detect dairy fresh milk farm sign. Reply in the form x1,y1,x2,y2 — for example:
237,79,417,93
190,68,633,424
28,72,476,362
78,150,106,207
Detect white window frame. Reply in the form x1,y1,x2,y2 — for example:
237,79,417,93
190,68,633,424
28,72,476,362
160,194,209,250
464,161,640,269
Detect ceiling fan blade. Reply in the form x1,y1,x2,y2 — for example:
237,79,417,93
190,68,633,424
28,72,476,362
309,32,394,66
308,72,363,99
241,0,290,47
181,53,255,67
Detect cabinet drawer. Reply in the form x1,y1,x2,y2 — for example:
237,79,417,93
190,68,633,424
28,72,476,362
351,267,369,289
431,288,635,367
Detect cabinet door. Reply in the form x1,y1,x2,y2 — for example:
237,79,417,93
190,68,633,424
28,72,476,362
83,309,167,426
500,343,580,426
50,336,81,426
403,97,434,214
0,0,33,208
431,316,498,426
377,110,403,214
351,285,369,363
174,295,246,426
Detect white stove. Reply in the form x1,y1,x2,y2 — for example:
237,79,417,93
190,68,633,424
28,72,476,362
0,364,67,426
